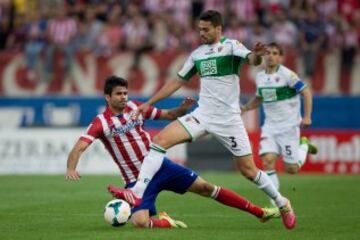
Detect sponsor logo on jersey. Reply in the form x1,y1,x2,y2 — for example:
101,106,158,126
200,59,217,76
109,119,142,136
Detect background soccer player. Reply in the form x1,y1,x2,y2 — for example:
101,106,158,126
112,10,296,229
241,42,317,203
66,76,279,229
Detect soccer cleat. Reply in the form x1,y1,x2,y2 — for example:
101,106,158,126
300,136,318,154
159,212,188,228
107,184,142,207
259,207,281,223
279,199,296,229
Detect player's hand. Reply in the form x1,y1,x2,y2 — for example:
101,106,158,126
179,97,196,111
252,42,269,56
132,103,151,120
65,169,81,180
240,105,247,115
301,117,312,128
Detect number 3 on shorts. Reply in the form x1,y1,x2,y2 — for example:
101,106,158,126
229,136,237,148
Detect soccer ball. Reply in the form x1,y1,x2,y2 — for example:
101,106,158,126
104,199,131,227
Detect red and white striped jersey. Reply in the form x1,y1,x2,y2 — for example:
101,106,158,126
80,101,162,184
48,18,77,45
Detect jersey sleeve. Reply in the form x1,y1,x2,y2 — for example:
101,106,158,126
177,54,197,81
232,40,251,59
79,117,103,144
131,100,162,120
286,70,307,93
143,105,162,120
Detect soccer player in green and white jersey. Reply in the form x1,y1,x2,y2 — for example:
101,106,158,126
110,11,296,229
241,42,317,201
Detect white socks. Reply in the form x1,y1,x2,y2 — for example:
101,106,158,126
297,143,309,167
253,170,287,208
266,170,280,190
132,144,166,198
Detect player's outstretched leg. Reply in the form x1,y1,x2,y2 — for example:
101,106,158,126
236,155,296,229
187,177,280,222
108,184,142,207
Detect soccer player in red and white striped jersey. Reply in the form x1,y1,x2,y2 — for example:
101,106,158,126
66,76,279,228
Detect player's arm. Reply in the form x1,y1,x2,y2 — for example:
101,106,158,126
241,96,263,113
134,54,196,119
133,78,185,120
159,97,196,120
66,140,90,180
149,78,185,106
66,118,102,180
300,87,313,128
247,42,268,66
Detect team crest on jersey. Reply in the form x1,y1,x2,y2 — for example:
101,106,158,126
218,46,223,52
276,77,280,82
205,48,215,55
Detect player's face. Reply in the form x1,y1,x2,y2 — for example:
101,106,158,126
265,47,282,67
106,86,128,111
198,20,221,44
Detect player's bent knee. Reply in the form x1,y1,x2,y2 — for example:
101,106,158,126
152,135,167,147
285,164,299,174
132,217,149,228
261,154,277,170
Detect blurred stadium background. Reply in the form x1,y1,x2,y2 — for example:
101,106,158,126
0,0,359,174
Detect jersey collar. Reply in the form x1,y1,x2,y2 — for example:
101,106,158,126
220,36,227,43
265,64,281,74
104,105,126,117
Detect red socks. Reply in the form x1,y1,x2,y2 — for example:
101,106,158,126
149,218,171,228
215,187,264,218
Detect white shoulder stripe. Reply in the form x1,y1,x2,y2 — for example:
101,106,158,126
98,114,109,133
150,108,157,119
81,134,95,141
127,101,138,110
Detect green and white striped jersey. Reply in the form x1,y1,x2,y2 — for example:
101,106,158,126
177,37,251,123
255,64,307,131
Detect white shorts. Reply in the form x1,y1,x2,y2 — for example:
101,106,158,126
259,126,300,164
177,113,252,157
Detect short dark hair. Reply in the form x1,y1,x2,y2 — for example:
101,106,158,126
267,42,284,56
199,10,223,27
104,76,128,95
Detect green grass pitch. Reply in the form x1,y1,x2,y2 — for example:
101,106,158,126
0,173,359,240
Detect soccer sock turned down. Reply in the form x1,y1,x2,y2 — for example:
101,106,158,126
266,170,280,190
253,170,287,208
132,143,166,198
211,186,264,218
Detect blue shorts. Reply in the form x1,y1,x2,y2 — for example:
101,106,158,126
125,157,198,216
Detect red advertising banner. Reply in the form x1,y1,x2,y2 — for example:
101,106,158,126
0,51,359,96
249,130,360,174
